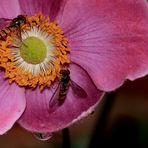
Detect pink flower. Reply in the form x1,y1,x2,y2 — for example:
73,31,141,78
0,0,147,139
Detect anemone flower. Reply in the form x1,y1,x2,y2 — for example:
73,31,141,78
0,0,147,140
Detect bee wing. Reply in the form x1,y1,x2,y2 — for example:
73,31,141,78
49,82,61,108
70,80,87,98
0,18,12,30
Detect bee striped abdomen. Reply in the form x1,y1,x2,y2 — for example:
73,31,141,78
0,27,13,40
58,82,69,101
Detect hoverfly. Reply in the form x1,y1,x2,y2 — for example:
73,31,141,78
49,68,87,109
0,15,26,40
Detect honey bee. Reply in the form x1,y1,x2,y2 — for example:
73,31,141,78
0,15,26,40
49,68,87,109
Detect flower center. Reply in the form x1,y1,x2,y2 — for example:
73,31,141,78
0,13,70,90
20,37,47,64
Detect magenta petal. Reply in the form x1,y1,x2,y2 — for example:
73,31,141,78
18,63,103,133
0,0,21,18
19,0,66,20
57,0,148,91
0,72,26,135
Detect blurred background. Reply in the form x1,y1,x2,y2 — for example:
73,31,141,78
0,75,148,148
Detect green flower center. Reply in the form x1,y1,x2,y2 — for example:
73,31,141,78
20,37,47,64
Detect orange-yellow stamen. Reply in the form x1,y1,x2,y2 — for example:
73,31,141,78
0,13,70,90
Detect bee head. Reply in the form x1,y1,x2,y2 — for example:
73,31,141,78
59,69,70,82
10,15,26,28
60,69,70,76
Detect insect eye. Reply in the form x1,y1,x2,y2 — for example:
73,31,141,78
67,70,70,75
15,21,20,26
16,20,24,27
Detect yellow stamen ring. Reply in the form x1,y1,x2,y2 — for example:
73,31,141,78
0,13,70,90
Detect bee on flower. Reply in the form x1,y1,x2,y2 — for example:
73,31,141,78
0,0,147,140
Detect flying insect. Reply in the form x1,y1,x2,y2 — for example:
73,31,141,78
0,15,26,40
49,68,87,109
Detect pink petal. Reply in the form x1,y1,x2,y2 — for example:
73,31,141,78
19,0,66,20
0,72,26,135
18,63,104,133
57,0,148,91
0,0,21,18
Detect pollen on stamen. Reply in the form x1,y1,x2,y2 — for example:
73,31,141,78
0,13,70,90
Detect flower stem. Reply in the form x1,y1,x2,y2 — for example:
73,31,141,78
88,91,118,148
62,128,71,148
